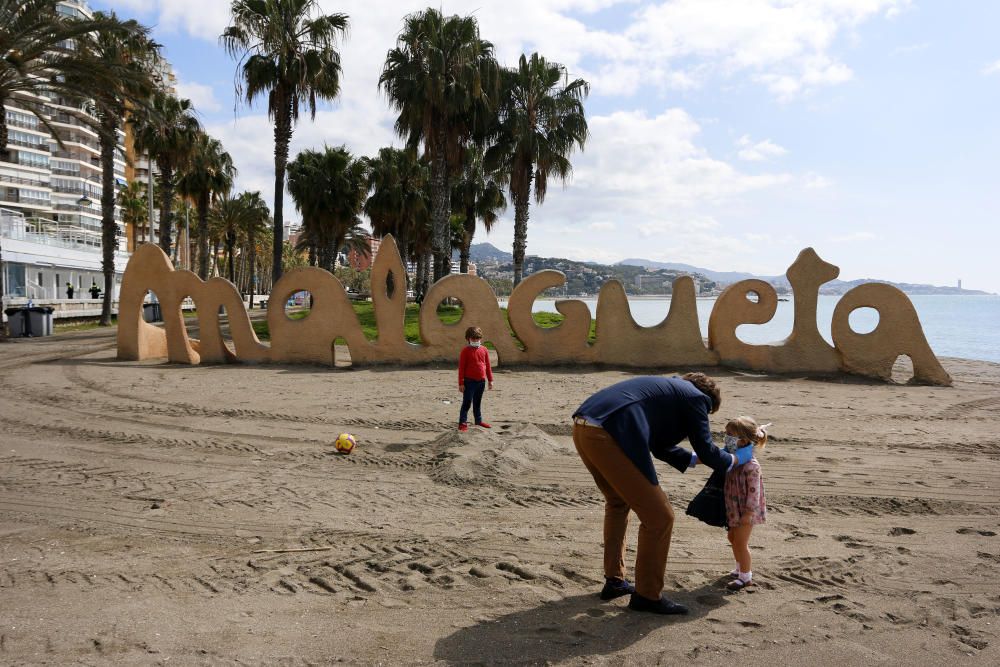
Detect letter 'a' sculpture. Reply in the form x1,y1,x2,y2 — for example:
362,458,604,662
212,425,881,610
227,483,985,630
117,238,951,385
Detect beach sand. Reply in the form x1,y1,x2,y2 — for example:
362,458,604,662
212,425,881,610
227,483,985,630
1,328,998,664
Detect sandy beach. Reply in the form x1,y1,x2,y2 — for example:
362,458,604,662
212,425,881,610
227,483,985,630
1,328,998,665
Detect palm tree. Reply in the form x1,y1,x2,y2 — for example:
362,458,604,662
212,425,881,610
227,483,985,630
287,145,367,272
209,193,249,284
221,0,349,288
73,11,159,325
0,1,136,154
130,91,201,258
117,181,148,249
0,0,144,336
486,53,589,285
379,8,498,282
364,147,429,271
177,132,236,280
236,191,269,308
452,146,506,274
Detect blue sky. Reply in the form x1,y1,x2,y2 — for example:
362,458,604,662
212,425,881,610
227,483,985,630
94,1,1000,292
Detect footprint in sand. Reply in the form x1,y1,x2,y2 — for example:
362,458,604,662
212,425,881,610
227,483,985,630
957,528,997,537
888,527,917,536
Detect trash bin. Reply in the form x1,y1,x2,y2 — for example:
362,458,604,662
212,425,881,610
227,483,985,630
4,308,26,337
143,302,162,322
25,306,54,336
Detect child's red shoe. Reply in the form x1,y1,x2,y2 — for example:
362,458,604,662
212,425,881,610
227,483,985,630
458,423,469,432
476,421,491,428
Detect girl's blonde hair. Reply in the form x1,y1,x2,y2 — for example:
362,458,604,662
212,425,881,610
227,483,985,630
726,416,769,448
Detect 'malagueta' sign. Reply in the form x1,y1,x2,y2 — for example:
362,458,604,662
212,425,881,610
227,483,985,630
117,238,951,386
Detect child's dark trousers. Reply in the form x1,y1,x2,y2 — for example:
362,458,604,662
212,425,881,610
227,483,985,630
459,379,486,424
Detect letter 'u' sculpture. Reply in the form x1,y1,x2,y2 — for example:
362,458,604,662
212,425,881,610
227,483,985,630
117,238,951,386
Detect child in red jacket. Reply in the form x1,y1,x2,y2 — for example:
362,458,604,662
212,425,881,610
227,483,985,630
457,326,494,432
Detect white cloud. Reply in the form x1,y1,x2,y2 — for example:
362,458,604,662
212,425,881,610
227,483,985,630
736,135,788,161
625,0,908,99
982,59,1000,76
829,231,877,243
890,42,929,56
102,0,232,41
588,222,616,231
175,76,222,113
802,172,833,189
108,0,907,104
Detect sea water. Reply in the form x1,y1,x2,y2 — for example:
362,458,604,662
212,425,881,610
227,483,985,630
502,294,1000,363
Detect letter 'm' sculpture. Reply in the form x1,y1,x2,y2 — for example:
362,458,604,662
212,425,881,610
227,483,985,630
117,237,951,385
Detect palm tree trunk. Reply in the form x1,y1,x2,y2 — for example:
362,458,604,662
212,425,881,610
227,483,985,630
430,130,450,283
212,239,221,277
248,228,256,309
421,250,432,298
0,95,6,338
461,206,476,274
99,112,118,326
414,252,425,302
272,89,292,285
0,92,8,155
158,165,174,257
512,187,531,286
308,244,316,267
226,231,236,283
197,193,210,280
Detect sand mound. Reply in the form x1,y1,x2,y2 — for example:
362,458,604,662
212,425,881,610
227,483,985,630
429,423,570,487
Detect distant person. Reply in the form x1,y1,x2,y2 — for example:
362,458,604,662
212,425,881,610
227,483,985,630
89,281,101,299
723,416,769,591
457,326,493,432
572,374,754,615
66,283,74,299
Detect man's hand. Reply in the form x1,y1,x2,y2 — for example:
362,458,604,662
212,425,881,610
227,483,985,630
734,445,754,466
459,383,464,393
488,381,494,390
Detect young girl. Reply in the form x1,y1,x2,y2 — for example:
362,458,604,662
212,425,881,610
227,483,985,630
724,416,769,591
457,326,494,431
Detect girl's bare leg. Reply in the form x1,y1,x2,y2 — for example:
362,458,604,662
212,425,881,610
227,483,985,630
730,523,753,573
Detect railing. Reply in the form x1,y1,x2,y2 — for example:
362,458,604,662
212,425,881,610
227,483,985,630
0,173,50,188
7,138,50,152
2,208,127,257
0,191,51,205
4,115,40,131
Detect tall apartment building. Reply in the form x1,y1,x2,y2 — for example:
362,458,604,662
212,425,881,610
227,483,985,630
1,0,129,302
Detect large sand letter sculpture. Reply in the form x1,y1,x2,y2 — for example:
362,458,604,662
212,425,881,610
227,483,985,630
117,238,951,385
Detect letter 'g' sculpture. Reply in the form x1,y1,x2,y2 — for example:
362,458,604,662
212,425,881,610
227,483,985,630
117,237,951,385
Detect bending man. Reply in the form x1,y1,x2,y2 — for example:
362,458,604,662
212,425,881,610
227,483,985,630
572,373,752,615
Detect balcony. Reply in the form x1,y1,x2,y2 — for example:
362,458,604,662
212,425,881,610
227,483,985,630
0,190,51,206
2,208,127,260
8,137,50,152
0,173,50,188
4,115,41,131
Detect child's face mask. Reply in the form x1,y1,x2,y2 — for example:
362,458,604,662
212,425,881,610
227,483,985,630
469,341,481,348
724,434,740,451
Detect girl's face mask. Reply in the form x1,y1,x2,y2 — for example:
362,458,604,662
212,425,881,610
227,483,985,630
469,341,482,348
724,434,741,451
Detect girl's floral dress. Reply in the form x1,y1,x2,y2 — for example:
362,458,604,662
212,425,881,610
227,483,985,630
724,458,767,526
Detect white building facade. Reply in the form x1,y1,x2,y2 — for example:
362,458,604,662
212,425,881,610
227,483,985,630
1,0,129,302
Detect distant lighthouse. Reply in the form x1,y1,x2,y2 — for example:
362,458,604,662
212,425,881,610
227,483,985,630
958,279,963,290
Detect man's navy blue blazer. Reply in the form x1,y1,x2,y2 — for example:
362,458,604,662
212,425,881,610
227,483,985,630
574,376,734,485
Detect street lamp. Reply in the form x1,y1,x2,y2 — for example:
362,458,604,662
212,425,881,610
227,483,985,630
77,194,93,208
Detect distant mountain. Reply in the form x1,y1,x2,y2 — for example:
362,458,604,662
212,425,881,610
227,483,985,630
616,258,993,295
453,242,512,264
618,259,780,285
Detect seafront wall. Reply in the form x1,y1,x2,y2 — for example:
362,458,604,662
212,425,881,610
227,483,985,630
116,238,952,385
